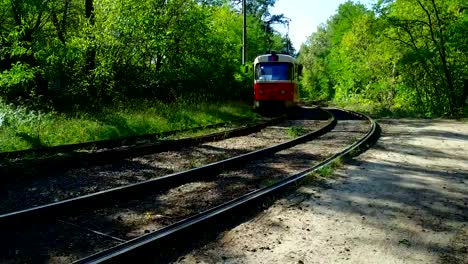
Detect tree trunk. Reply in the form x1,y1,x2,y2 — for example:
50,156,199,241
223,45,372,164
416,0,455,114
462,79,468,109
85,0,97,100
85,0,95,74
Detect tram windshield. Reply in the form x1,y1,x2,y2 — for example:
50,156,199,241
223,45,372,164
255,63,294,81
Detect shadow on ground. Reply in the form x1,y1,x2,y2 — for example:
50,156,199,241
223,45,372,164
176,119,468,263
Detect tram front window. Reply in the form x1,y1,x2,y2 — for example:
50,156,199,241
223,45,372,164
255,63,293,81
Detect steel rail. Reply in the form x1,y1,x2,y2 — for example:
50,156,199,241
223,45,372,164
74,108,380,264
0,116,285,178
0,108,336,226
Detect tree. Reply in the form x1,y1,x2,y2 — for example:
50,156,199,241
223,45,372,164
0,0,294,110
383,0,468,115
299,0,468,116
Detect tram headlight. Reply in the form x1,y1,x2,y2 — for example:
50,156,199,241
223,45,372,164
280,90,286,94
259,90,264,95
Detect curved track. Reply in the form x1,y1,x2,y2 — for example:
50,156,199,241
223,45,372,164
0,108,335,226
74,108,379,263
0,107,379,263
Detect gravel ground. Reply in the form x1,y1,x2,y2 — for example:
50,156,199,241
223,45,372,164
177,119,468,264
0,116,370,263
67,120,369,241
0,119,325,214
1,220,120,264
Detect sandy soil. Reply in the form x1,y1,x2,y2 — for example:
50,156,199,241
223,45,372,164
178,119,468,264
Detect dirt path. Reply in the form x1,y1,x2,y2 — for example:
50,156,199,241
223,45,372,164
178,119,468,264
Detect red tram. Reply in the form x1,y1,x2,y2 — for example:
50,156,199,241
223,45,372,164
253,52,300,110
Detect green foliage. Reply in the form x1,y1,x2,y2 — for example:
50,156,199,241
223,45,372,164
0,62,37,91
330,157,344,169
0,99,258,152
0,0,291,111
299,0,468,117
316,165,334,178
287,126,306,138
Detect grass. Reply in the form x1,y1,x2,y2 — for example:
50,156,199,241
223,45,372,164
332,100,424,119
330,157,344,169
0,100,259,153
315,157,345,178
302,157,345,184
287,126,306,138
330,97,468,119
315,166,334,178
302,166,334,185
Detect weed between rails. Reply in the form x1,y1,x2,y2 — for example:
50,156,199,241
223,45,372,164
287,126,306,138
302,157,345,185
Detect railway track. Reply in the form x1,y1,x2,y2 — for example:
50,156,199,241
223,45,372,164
0,116,284,178
0,107,379,263
0,108,329,215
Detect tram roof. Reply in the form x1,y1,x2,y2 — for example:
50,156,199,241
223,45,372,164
254,54,297,64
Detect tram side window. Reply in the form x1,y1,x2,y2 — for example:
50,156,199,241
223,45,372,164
255,63,293,81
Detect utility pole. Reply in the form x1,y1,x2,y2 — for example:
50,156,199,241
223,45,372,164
286,19,290,54
242,0,247,65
